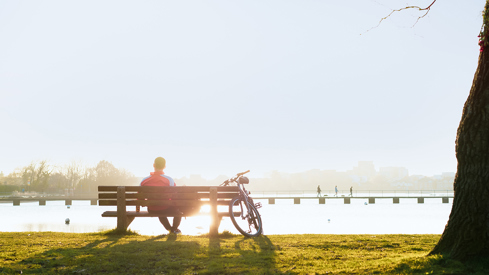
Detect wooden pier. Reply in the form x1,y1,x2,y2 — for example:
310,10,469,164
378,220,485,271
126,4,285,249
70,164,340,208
0,195,452,206
259,196,452,204
0,197,98,206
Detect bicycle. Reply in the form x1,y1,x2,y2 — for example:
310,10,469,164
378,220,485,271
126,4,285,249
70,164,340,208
220,170,263,237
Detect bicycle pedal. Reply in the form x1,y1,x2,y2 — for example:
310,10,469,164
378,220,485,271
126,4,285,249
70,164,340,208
255,202,262,209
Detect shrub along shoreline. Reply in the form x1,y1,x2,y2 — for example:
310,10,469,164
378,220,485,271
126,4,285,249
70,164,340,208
0,232,487,274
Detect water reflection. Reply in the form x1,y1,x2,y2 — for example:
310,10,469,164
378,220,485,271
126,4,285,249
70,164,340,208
1,198,452,235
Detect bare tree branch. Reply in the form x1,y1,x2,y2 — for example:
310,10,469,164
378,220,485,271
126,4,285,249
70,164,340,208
363,0,437,34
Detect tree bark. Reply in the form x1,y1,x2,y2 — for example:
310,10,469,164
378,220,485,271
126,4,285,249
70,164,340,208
430,9,489,259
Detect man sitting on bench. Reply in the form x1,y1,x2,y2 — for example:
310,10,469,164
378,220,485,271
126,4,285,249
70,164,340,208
140,157,182,234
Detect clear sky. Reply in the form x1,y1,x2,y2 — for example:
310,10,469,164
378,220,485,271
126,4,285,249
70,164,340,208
0,0,484,179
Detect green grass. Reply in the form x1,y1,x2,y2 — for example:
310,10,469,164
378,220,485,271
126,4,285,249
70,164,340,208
1,232,488,274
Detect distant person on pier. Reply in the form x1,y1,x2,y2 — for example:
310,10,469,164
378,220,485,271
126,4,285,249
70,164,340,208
350,186,353,197
335,185,338,197
140,157,182,234
317,185,322,197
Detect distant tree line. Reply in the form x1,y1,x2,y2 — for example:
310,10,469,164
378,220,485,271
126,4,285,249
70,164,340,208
173,170,454,193
0,162,454,195
248,170,454,193
0,160,138,195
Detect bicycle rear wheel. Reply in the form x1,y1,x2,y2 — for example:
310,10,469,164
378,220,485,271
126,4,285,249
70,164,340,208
229,196,262,237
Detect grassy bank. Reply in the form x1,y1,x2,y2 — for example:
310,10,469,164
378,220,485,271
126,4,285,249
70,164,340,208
0,232,487,274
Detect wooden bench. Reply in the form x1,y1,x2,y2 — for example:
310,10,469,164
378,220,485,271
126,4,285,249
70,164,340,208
98,185,240,236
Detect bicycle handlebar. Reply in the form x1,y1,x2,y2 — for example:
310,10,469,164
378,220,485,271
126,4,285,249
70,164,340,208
237,170,250,176
220,170,250,186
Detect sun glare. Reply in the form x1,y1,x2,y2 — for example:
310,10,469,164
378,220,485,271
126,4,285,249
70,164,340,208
200,205,210,213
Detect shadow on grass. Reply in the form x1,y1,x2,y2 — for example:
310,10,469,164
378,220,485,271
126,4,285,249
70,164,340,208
388,254,489,274
1,231,278,274
234,235,276,266
208,234,277,274
2,232,201,274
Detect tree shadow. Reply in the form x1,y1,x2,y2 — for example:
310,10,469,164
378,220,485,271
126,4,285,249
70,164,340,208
389,253,489,274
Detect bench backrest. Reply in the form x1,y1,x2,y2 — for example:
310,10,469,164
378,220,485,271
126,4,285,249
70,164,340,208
98,186,240,208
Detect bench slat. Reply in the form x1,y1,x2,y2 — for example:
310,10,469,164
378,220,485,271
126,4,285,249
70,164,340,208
99,192,238,200
99,199,233,207
136,192,238,199
98,186,239,192
102,210,239,217
99,200,201,207
99,193,139,199
98,193,202,199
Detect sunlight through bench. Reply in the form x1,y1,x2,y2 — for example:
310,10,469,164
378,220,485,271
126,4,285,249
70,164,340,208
98,186,239,236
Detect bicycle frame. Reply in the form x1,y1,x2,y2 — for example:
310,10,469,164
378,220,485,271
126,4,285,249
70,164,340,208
220,170,262,210
221,170,263,237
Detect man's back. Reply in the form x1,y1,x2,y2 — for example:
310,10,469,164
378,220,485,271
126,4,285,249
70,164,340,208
141,172,176,211
141,172,175,187
142,156,182,234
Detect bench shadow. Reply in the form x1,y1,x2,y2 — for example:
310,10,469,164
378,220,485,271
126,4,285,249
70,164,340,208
3,232,278,274
3,233,200,274
233,235,277,271
206,234,277,274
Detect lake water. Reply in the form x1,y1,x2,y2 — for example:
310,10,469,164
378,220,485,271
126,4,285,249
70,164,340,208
0,198,452,235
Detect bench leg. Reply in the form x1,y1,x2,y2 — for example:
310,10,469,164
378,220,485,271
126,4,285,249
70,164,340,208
116,215,135,232
216,214,223,228
210,215,222,237
127,217,135,229
117,186,127,232
117,215,126,232
209,187,219,237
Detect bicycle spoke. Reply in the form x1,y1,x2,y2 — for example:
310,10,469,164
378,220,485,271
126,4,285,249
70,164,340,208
229,196,262,237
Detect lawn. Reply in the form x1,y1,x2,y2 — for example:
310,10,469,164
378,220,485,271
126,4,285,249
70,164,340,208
1,232,487,274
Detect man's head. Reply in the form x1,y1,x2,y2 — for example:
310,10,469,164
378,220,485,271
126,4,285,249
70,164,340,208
154,157,166,170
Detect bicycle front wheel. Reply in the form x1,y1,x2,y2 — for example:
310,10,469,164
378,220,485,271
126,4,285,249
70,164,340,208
229,196,262,237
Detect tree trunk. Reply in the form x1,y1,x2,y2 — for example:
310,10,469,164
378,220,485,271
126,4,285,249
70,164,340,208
430,7,489,259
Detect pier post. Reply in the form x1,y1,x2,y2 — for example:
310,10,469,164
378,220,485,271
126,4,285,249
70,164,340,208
319,197,325,204
65,199,72,206
91,199,98,205
417,197,424,204
39,199,46,206
393,198,399,204
442,197,449,203
344,197,350,204
368,197,375,204
13,199,20,206
294,198,300,204
268,198,275,204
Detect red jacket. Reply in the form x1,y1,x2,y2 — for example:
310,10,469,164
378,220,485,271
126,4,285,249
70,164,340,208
140,171,176,211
